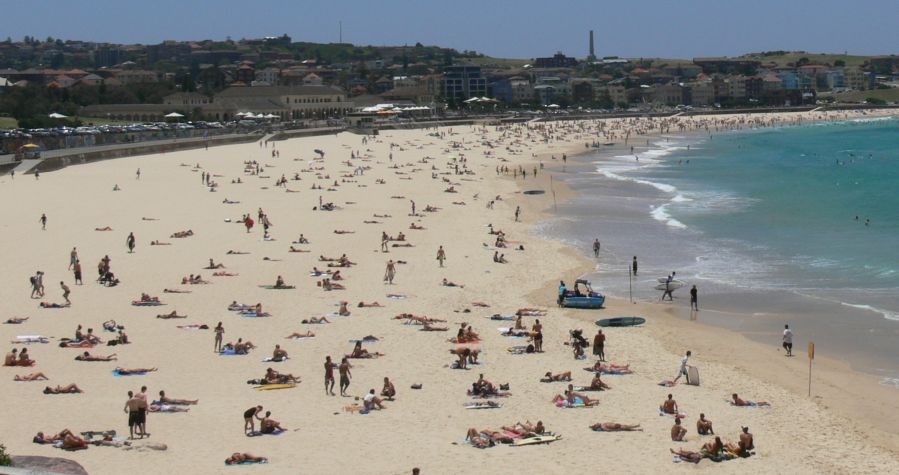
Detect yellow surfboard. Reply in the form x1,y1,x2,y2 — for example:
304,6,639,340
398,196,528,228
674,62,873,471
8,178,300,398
254,383,297,391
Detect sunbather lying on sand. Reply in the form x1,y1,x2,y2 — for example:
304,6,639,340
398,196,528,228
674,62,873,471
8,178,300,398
541,371,572,382
348,342,383,359
163,289,190,294
14,372,48,381
170,230,194,238
206,259,225,269
139,293,160,303
591,422,642,432
158,390,197,405
40,302,70,308
114,367,157,375
213,272,238,276
44,383,83,394
225,453,267,465
289,246,310,253
357,301,382,307
263,368,299,384
501,421,545,436
95,226,113,231
157,311,187,319
516,308,546,316
148,404,189,412
731,393,770,407
33,429,87,449
587,361,633,374
302,317,330,324
442,278,464,288
6,317,29,324
75,352,116,361
285,331,315,339
552,388,599,407
670,448,704,463
150,240,171,246
422,323,449,331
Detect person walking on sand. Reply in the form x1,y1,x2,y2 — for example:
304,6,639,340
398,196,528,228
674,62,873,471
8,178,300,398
593,239,600,258
690,285,698,310
632,256,638,276
124,391,143,439
514,206,521,222
126,232,136,253
673,350,691,384
39,213,47,230
593,329,606,361
381,232,389,253
69,248,78,270
410,200,416,216
339,357,352,396
324,356,336,396
73,260,82,285
782,324,793,357
384,260,396,284
60,281,71,304
214,322,224,353
136,168,141,180
436,246,446,267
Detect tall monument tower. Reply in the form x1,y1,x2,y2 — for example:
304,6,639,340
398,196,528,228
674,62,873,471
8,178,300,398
587,30,596,62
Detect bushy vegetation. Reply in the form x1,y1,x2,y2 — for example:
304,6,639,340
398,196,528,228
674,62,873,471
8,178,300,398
0,443,11,466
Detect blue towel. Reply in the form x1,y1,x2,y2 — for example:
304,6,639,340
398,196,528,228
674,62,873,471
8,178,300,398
112,370,147,376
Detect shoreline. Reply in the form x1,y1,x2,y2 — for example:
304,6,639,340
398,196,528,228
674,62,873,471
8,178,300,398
512,111,899,454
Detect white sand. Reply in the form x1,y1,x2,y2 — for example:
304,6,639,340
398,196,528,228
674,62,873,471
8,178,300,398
1,111,897,474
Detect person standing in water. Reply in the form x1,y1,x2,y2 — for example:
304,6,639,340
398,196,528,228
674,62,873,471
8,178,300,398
632,256,638,277
592,239,600,258
690,285,698,311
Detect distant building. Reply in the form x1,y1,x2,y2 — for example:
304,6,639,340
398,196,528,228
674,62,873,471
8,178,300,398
534,53,578,69
442,65,487,103
81,85,353,122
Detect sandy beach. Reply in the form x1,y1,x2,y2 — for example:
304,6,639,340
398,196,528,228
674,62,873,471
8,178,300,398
1,110,897,474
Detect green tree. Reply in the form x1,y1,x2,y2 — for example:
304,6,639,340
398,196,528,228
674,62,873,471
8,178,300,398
0,443,11,466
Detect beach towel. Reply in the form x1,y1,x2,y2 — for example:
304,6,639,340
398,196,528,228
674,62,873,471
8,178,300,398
219,348,246,356
657,408,687,418
112,370,147,376
464,401,502,409
246,429,284,437
261,356,288,362
227,459,268,466
386,294,406,300
13,335,49,344
556,397,590,408
573,386,604,392
239,312,270,318
153,405,189,413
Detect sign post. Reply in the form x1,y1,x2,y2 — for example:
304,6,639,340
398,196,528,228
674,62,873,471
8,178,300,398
807,341,815,397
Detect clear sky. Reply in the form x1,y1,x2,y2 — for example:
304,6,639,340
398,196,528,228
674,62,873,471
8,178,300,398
6,0,899,59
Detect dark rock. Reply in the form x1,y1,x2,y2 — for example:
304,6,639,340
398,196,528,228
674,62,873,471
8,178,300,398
10,455,88,475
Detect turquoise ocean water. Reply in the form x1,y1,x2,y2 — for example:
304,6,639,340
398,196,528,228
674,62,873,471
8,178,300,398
540,115,899,381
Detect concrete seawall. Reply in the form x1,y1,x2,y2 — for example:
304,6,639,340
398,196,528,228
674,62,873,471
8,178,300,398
29,134,263,174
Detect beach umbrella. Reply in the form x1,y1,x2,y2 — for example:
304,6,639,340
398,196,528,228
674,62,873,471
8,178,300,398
48,112,68,119
21,144,41,149
164,112,185,118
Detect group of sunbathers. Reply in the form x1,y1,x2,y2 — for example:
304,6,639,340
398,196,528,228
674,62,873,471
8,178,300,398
5,348,34,366
465,420,546,448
